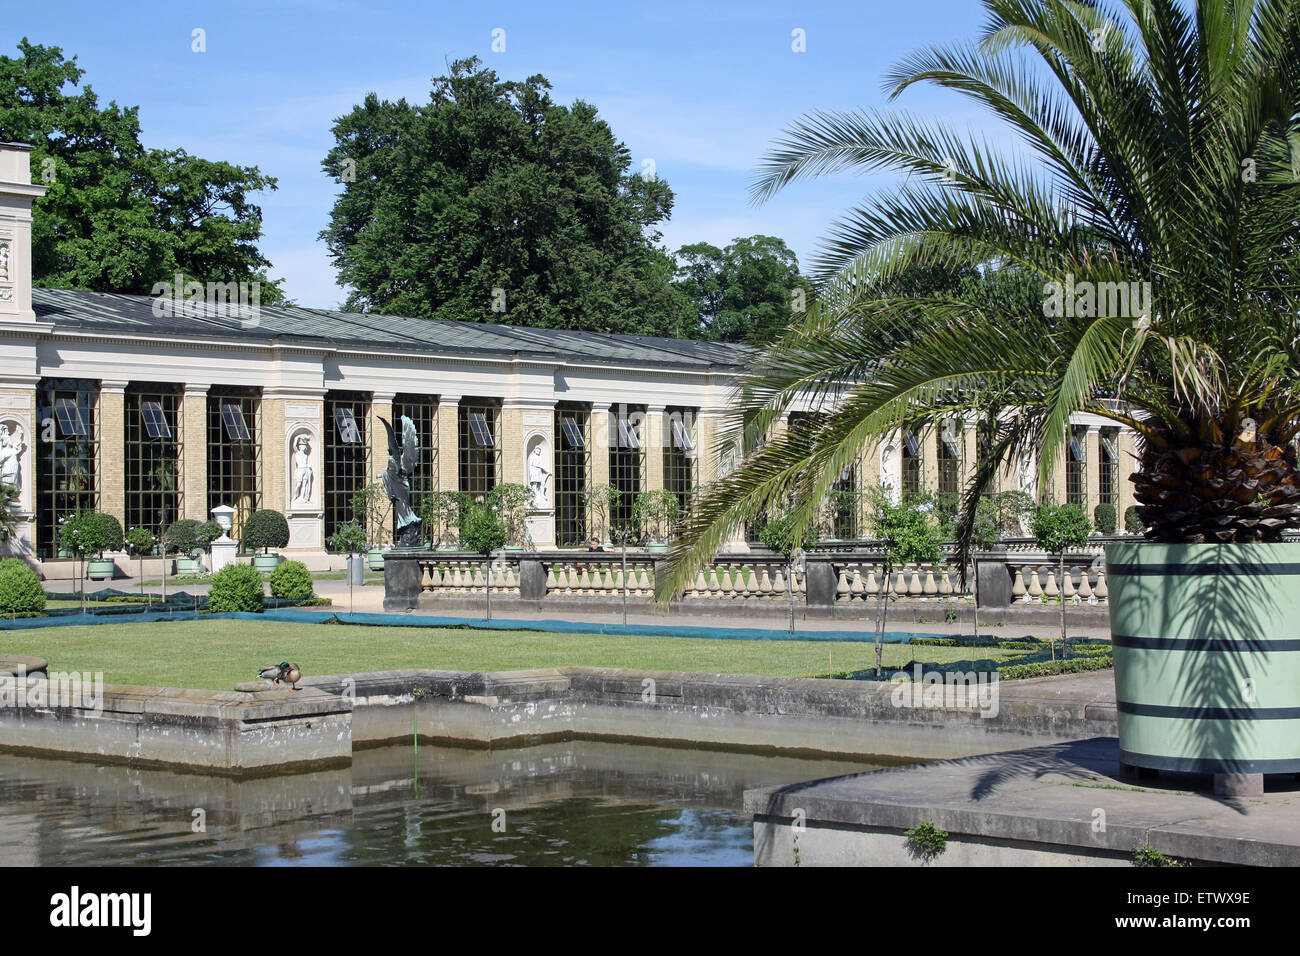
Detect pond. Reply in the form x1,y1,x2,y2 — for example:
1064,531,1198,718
0,741,904,866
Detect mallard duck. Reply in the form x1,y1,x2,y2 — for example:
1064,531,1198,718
281,663,302,691
258,662,290,686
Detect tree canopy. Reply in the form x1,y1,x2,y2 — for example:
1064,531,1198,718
671,235,806,344
321,57,696,335
0,39,285,299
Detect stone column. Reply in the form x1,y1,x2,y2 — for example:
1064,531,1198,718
500,403,524,487
371,390,393,489
181,385,209,520
923,425,940,496
261,394,287,514
437,396,461,493
1118,427,1139,529
98,381,127,528
696,410,721,485
645,404,665,491
590,402,612,492
0,379,38,556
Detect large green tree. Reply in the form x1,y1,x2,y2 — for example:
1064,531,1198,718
321,57,693,335
659,0,1300,599
0,40,284,299
672,235,805,344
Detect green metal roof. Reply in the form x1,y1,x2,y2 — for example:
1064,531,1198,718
31,288,753,372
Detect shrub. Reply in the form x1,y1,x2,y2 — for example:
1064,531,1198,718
998,656,1113,680
124,526,156,556
240,509,289,553
1030,502,1092,554
327,521,368,554
268,560,314,599
633,489,681,543
460,504,506,555
1093,502,1117,534
758,513,801,558
57,510,123,557
1132,844,1187,868
905,820,948,861
165,519,219,555
1124,505,1145,535
0,558,44,614
208,563,266,613
488,483,534,546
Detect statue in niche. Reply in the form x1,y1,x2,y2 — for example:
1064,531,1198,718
381,415,421,547
0,243,9,281
0,423,25,496
880,444,898,501
291,434,313,505
528,440,552,509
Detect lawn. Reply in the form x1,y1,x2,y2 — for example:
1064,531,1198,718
0,619,1024,691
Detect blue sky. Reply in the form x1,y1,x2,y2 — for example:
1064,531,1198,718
10,0,998,308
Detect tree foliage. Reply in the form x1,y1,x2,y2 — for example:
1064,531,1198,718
672,235,806,343
321,57,693,334
0,40,285,298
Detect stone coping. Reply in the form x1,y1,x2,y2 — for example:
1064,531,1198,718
744,736,1300,866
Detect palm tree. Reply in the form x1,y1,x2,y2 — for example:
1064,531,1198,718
657,0,1300,601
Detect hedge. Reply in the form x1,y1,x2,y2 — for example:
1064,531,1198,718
268,560,314,600
0,558,45,614
208,563,266,613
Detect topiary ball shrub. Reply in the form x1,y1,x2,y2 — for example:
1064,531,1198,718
268,560,314,600
0,558,45,614
208,563,266,613
1124,505,1145,535
1093,502,1117,535
240,509,289,554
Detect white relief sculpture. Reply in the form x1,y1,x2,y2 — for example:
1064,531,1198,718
528,440,552,509
0,422,25,496
291,434,313,505
880,443,898,502
0,242,9,282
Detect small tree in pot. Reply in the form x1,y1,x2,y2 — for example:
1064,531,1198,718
350,482,391,569
241,509,289,573
329,520,368,613
868,487,943,677
124,526,156,605
461,503,506,621
633,489,681,552
1030,501,1092,661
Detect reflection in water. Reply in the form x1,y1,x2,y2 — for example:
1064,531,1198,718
0,742,895,867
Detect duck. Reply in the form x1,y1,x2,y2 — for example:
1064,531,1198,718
281,663,302,691
258,662,289,685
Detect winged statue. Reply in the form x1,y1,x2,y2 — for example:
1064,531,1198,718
380,415,422,547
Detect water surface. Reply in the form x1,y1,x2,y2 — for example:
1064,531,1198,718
0,741,896,866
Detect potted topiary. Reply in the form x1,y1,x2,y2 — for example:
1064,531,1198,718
489,483,533,551
58,511,123,581
350,483,391,570
241,509,289,573
633,489,680,553
1093,502,1117,536
124,526,156,601
581,484,622,548
1030,501,1092,661
164,519,219,575
461,502,506,620
328,520,368,587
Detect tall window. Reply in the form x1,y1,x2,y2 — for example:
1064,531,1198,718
1066,424,1088,506
36,378,99,559
125,385,182,544
459,400,501,500
1099,426,1119,506
555,405,590,546
609,404,645,532
830,460,859,539
901,430,922,499
393,394,439,524
937,420,963,496
663,406,697,519
207,387,261,538
325,391,370,540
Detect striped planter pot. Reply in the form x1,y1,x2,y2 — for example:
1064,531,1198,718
1106,542,1300,774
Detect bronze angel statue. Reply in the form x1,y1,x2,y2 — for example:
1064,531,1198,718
380,415,422,547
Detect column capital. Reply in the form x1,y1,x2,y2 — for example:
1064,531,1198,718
439,395,462,407
99,380,129,394
182,383,211,397
371,391,396,404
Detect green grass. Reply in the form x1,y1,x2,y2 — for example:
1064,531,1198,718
0,619,1022,691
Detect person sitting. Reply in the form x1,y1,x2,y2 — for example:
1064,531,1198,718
586,537,605,552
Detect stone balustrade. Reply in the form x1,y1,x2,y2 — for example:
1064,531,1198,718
384,545,1111,610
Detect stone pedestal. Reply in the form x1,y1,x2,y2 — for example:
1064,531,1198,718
287,514,323,550
525,510,554,549
210,536,237,574
384,555,423,610
975,550,1012,608
805,560,837,607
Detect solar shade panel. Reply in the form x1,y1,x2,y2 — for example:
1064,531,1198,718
141,401,172,439
54,398,88,437
222,403,251,441
334,406,361,444
560,416,585,448
469,411,494,447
